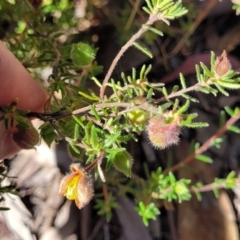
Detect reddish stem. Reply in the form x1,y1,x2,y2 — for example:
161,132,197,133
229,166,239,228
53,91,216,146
164,112,240,174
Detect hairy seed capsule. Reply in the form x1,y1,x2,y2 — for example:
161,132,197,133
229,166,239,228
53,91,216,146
147,115,180,149
12,123,40,149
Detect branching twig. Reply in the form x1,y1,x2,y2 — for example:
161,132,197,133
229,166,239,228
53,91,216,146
99,13,164,99
154,82,202,103
191,182,226,193
164,112,240,174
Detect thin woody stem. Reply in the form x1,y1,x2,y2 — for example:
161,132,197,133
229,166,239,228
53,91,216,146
99,13,163,99
152,182,226,199
191,182,225,193
85,151,103,172
164,112,240,174
154,82,203,103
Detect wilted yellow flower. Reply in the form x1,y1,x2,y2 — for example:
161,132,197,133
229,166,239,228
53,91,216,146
58,164,93,209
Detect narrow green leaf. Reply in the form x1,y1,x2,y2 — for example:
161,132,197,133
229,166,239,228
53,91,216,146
69,141,80,154
158,102,173,112
182,122,209,128
214,83,229,96
67,144,82,160
133,42,153,58
15,117,30,128
177,100,190,114
72,115,85,129
234,107,240,115
224,106,234,116
145,0,153,12
91,125,99,149
79,91,100,101
162,87,168,97
142,6,151,15
213,188,219,198
223,71,239,80
212,137,224,149
90,105,101,121
111,79,121,101
91,77,102,87
195,191,202,201
218,81,240,89
200,62,212,77
195,142,200,150
196,154,213,163
158,1,173,11
168,172,176,185
84,121,92,144
182,94,199,102
132,68,136,80
74,123,79,141
186,113,198,120
121,72,126,81
219,110,226,127
140,65,146,80
197,87,210,94
147,88,154,100
143,25,163,36
210,51,215,72
144,64,152,78
172,99,179,111
171,85,179,93
179,73,186,89
127,76,132,84
104,131,121,148
195,64,202,82
228,125,240,134
107,82,123,90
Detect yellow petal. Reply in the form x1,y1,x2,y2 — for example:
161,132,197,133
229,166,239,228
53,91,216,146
58,174,77,196
65,174,81,200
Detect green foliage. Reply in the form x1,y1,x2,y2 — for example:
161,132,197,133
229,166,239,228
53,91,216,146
95,192,119,222
195,154,213,164
232,2,240,15
143,0,188,20
0,0,239,227
150,168,191,203
111,149,133,177
136,201,160,226
133,42,153,58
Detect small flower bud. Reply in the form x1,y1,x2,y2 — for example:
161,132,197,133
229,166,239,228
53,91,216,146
126,97,149,127
146,115,180,149
214,50,230,77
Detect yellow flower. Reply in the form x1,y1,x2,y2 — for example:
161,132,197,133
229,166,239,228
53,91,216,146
58,164,93,209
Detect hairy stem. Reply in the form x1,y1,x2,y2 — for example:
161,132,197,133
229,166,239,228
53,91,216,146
191,182,225,193
154,82,203,103
99,13,163,99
